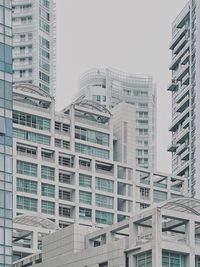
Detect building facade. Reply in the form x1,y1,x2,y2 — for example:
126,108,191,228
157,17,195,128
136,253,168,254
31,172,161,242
168,0,200,197
12,0,56,96
0,1,13,267
13,198,200,267
76,68,157,170
12,84,186,261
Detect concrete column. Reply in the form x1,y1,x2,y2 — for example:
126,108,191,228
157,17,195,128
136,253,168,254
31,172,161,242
74,155,79,222
32,230,38,252
129,221,138,246
114,164,118,223
152,208,162,267
150,172,154,204
186,219,195,266
91,159,96,225
128,254,136,267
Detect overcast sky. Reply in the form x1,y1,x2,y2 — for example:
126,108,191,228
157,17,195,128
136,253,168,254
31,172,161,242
56,0,188,173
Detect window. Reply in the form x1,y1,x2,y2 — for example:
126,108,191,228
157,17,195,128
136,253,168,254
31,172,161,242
40,48,50,60
40,0,50,9
162,251,186,267
59,171,72,184
41,200,55,215
13,128,51,146
59,155,74,168
40,36,50,49
17,160,37,177
75,127,109,146
153,190,167,203
13,110,51,131
79,191,92,205
17,196,37,211
39,19,50,33
75,143,109,159
117,166,126,179
40,59,50,72
39,8,50,21
16,145,37,158
79,207,92,220
41,166,55,180
59,189,71,201
55,139,70,149
55,122,70,133
96,210,113,225
96,194,113,209
136,251,152,267
140,188,150,199
79,174,92,188
41,183,55,198
59,206,71,218
95,177,113,193
39,71,50,84
17,178,37,194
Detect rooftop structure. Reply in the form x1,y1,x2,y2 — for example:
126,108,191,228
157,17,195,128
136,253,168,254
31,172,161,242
13,197,200,267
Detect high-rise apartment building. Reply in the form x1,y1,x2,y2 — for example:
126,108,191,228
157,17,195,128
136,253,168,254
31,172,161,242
0,1,13,266
76,68,157,170
12,84,185,261
12,0,56,96
168,1,200,197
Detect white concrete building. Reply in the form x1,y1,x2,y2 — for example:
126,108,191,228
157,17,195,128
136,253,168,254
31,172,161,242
12,0,56,96
167,0,200,198
12,84,186,262
76,68,157,170
13,197,200,267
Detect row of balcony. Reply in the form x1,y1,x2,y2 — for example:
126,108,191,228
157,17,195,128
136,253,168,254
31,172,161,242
169,107,189,132
169,42,189,70
169,25,187,50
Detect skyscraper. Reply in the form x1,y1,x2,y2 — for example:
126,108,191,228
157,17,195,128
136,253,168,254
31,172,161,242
168,0,200,197
12,0,56,96
0,1,13,266
76,68,157,170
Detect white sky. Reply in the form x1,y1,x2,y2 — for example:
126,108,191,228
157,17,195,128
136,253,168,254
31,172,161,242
56,0,189,173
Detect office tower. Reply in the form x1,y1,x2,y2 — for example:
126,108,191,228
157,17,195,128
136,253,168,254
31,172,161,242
168,1,200,197
13,197,199,267
12,0,56,96
76,68,157,170
0,1,13,267
12,84,185,261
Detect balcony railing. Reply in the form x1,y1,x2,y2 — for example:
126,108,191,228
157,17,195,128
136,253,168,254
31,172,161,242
176,85,190,103
176,63,190,81
176,127,189,144
167,141,177,152
170,26,187,50
176,95,189,113
162,232,186,244
17,150,37,159
75,116,110,130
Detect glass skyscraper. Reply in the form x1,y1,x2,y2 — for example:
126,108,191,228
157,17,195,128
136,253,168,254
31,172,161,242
0,1,13,266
